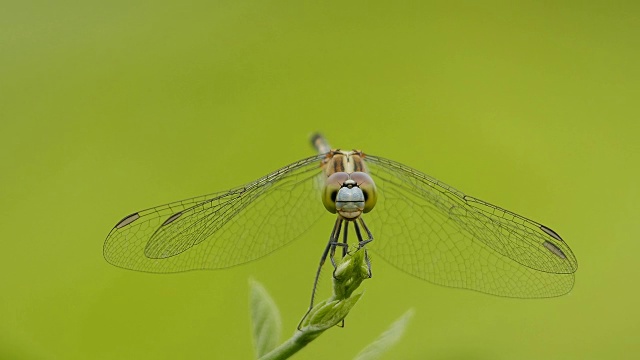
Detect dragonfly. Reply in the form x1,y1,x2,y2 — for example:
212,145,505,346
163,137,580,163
104,134,577,306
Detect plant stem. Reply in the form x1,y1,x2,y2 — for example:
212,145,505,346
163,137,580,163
257,249,370,360
258,331,313,360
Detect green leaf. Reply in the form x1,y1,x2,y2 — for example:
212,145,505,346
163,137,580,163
333,248,371,300
259,249,371,360
249,279,282,359
353,309,415,360
300,292,364,334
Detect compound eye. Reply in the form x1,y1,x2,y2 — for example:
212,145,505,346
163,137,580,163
350,172,377,213
322,172,349,213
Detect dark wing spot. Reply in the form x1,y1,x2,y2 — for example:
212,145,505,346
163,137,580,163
115,212,140,229
540,225,563,241
162,211,183,226
543,241,567,260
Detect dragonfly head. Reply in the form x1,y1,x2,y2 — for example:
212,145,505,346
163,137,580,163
322,172,377,219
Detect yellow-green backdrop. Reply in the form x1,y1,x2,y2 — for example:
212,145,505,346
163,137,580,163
2,1,638,359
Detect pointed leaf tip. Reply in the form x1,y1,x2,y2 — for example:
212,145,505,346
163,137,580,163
249,280,282,358
353,309,415,360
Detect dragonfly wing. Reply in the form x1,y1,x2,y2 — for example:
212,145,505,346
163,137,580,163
364,154,577,298
104,154,327,273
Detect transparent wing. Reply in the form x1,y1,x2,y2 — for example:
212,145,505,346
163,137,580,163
364,154,577,298
104,154,327,273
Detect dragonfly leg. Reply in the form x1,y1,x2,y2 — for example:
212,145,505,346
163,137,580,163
330,220,350,267
336,220,350,329
354,220,373,278
364,248,372,278
329,219,345,268
331,220,352,279
342,221,349,258
298,217,342,330
356,217,374,247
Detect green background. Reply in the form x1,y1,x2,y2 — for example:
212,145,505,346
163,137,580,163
2,1,638,359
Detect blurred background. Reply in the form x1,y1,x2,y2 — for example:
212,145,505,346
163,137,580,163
1,1,638,359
